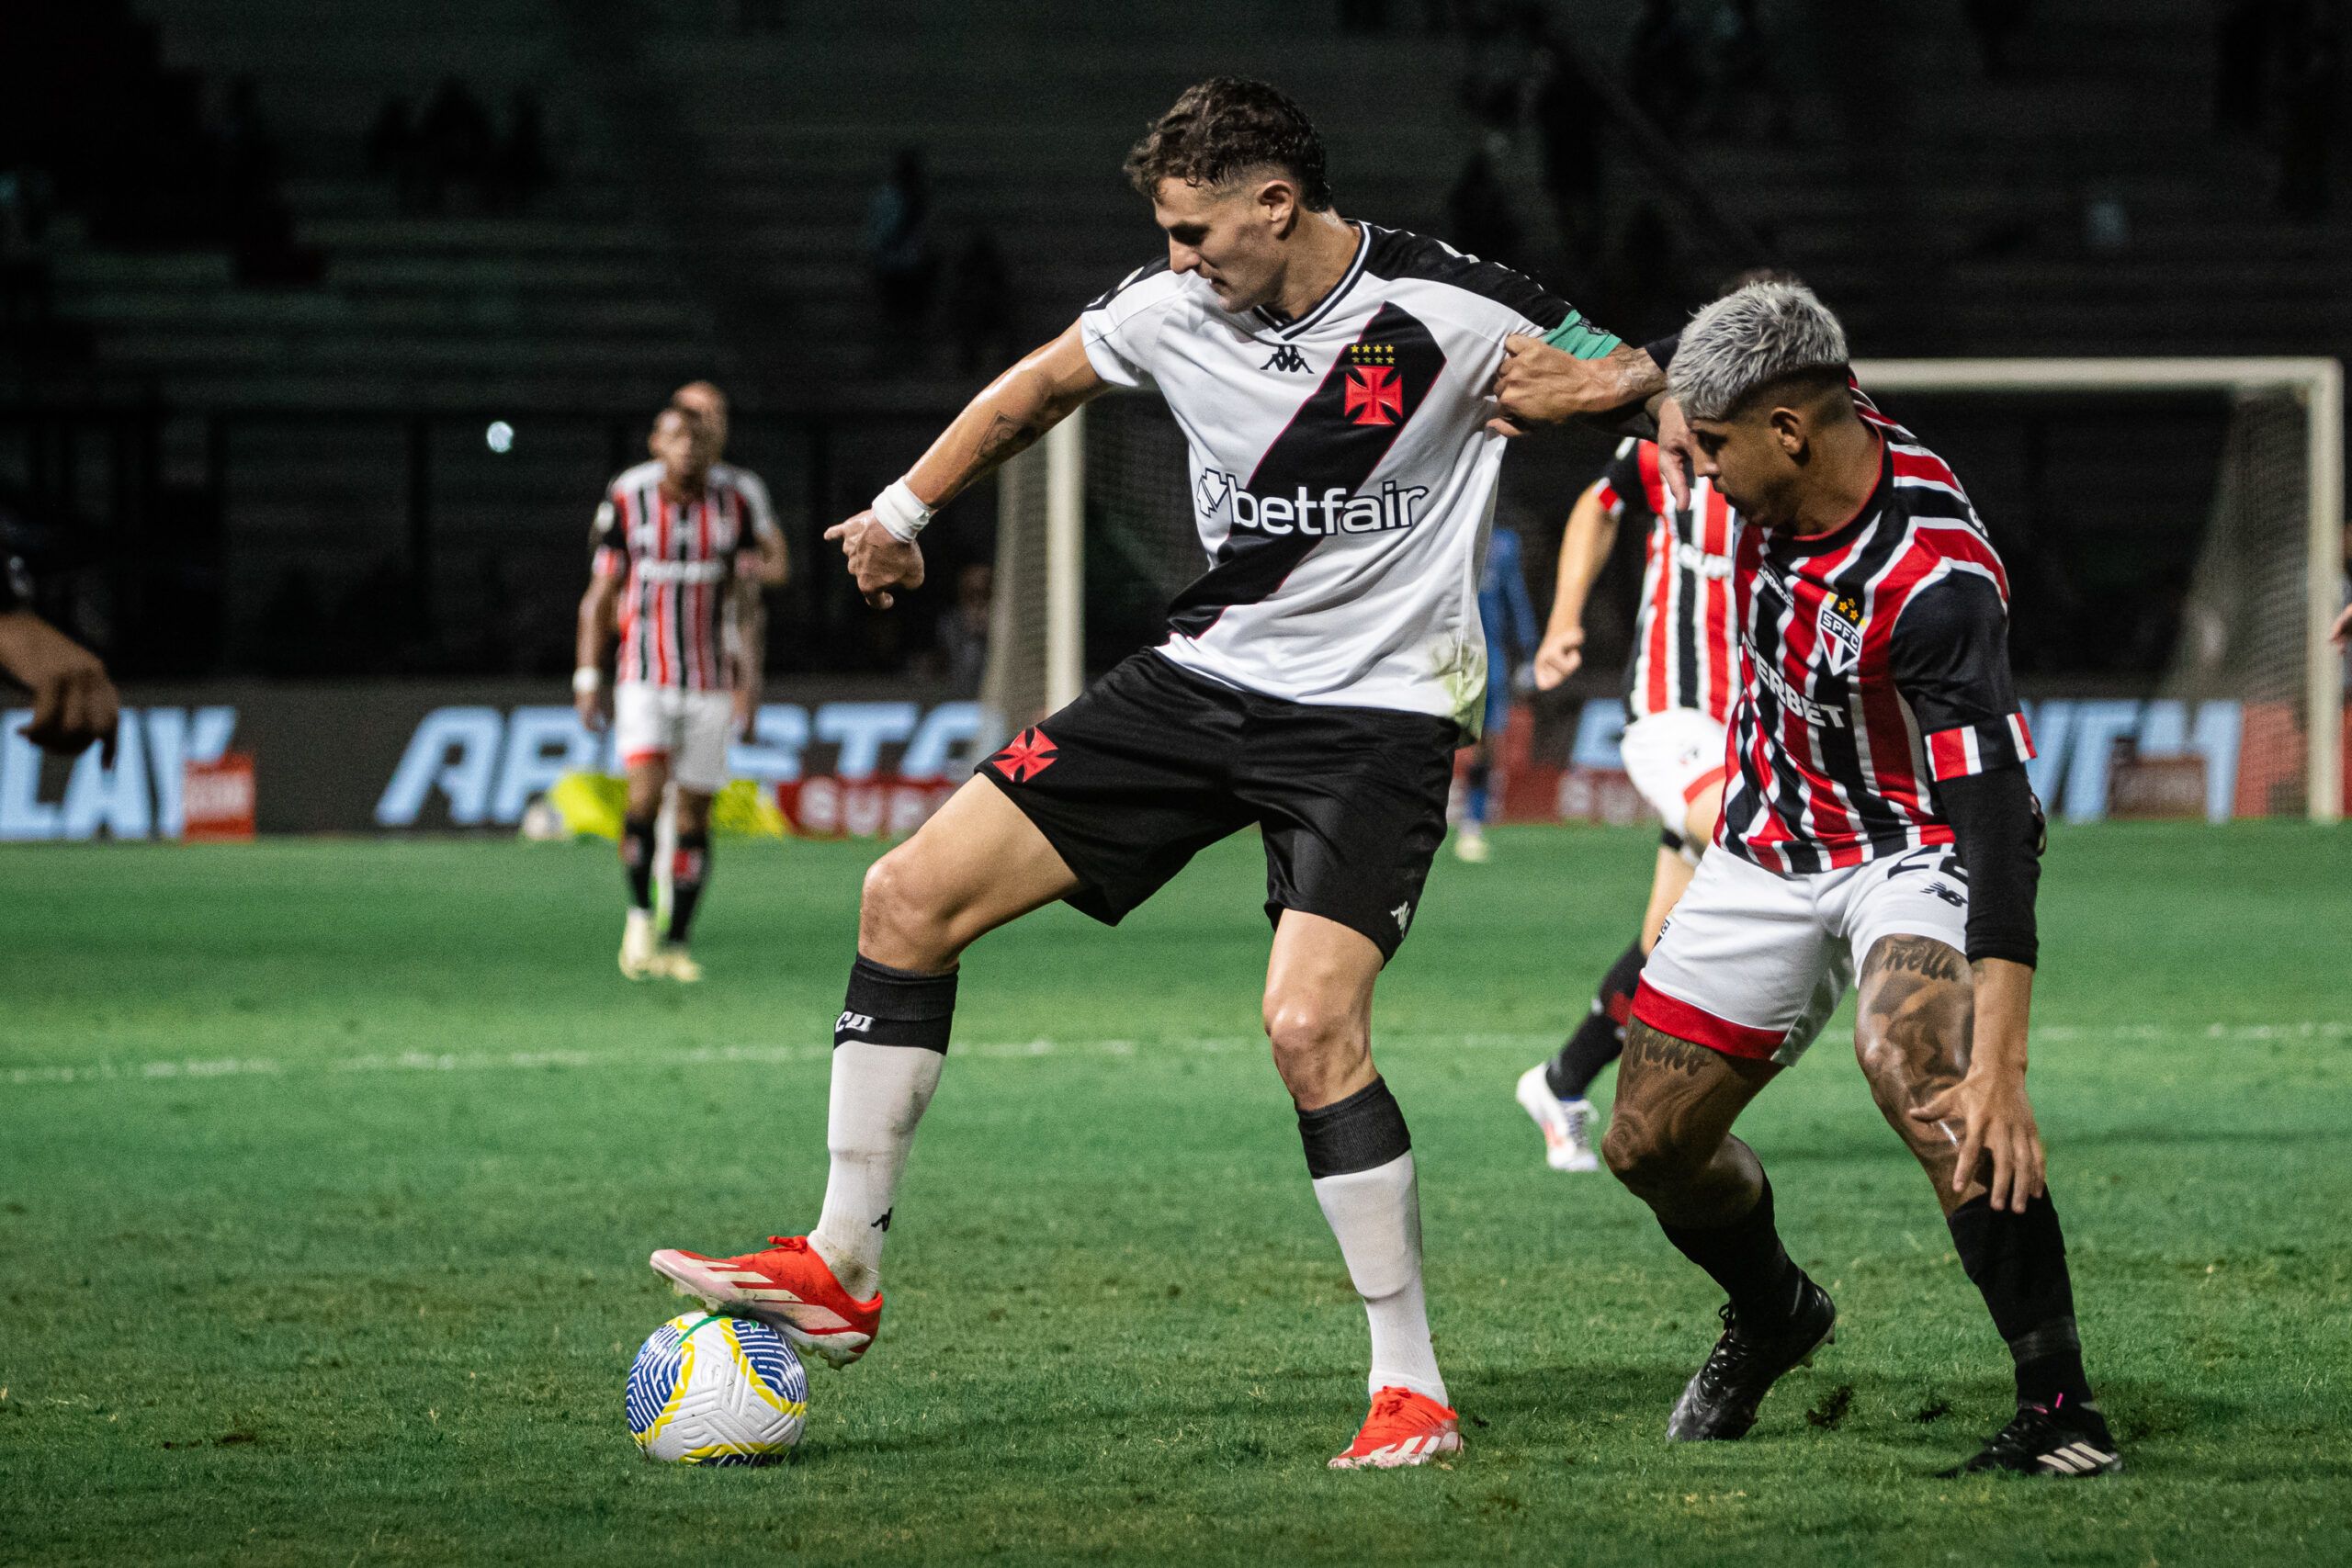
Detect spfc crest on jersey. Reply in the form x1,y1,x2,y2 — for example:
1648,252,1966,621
1817,592,1864,675
1343,342,1403,426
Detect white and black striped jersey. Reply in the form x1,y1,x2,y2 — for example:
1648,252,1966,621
1719,400,2035,874
590,460,779,691
1080,223,1622,730
1597,436,1738,725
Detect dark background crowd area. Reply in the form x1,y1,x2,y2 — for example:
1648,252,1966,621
0,0,2344,693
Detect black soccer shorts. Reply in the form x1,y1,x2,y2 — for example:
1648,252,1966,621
974,650,1458,961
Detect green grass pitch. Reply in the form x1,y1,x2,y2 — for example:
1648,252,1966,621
3,824,2347,1566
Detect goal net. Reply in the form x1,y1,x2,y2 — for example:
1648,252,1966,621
982,358,2344,821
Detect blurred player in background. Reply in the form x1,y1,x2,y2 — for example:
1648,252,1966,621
1513,426,1737,1169
0,543,119,761
1600,282,2119,1476
1453,525,1538,863
649,77,1665,1470
575,392,786,981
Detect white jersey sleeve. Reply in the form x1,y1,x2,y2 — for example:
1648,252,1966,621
1078,262,1183,389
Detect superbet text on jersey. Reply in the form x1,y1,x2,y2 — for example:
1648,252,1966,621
1080,224,1619,731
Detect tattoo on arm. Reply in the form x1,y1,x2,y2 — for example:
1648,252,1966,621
972,412,1043,470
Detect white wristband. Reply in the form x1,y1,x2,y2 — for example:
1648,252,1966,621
572,667,601,695
871,478,933,543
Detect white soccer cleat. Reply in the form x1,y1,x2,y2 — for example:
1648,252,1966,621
619,910,661,981
655,945,704,984
1453,827,1491,863
1515,1064,1600,1172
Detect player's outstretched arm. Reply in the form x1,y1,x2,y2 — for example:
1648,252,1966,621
825,324,1108,610
1534,480,1617,691
1492,339,1668,434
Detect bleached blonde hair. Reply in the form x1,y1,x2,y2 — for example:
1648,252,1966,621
1668,281,1849,422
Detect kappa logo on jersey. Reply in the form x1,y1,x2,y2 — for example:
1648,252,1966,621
989,727,1059,783
1343,343,1403,426
1817,593,1864,675
1261,344,1310,374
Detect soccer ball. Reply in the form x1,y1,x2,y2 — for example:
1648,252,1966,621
626,1312,808,1464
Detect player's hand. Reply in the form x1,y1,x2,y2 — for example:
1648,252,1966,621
731,686,758,741
574,688,606,733
1910,1071,2047,1213
0,611,119,764
2330,602,2352,648
1492,334,1606,428
1655,396,1695,511
1532,624,1586,690
823,511,926,610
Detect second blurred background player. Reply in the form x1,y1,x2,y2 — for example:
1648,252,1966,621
1514,424,1738,1169
1453,525,1539,863
575,388,786,981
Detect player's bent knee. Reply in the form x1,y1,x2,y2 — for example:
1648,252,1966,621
1261,995,1368,1087
857,851,956,965
1601,1115,1698,1196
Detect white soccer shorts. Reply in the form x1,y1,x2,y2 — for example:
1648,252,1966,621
614,682,735,794
1620,708,1728,856
1631,840,1972,1067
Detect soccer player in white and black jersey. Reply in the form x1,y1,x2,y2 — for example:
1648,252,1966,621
648,78,1666,1469
576,392,786,981
1590,283,2120,1477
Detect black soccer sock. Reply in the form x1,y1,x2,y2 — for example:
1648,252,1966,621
1660,1175,1806,1326
666,830,709,943
1296,1076,1413,1179
1546,939,1646,1099
835,953,959,1053
1947,1192,2097,1412
620,815,656,912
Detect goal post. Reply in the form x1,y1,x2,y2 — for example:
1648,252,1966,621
984,358,2346,822
1855,357,2343,825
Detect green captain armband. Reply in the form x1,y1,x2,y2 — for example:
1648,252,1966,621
1541,310,1623,359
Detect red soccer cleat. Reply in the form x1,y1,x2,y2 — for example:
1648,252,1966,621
648,1235,882,1370
1329,1386,1464,1470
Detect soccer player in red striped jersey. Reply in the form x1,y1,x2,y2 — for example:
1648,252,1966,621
1598,282,2120,1477
1515,432,1739,1170
575,396,786,981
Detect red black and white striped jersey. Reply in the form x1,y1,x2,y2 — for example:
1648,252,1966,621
1718,402,2035,874
591,460,778,691
1598,436,1738,725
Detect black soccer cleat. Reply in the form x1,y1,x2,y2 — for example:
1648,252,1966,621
1666,1274,1838,1441
1941,1398,2123,1477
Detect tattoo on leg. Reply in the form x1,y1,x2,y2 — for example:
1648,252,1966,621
1855,935,1976,1208
1621,1021,1724,1079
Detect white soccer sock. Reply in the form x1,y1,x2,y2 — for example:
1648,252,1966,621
808,1042,943,1299
1312,1152,1447,1405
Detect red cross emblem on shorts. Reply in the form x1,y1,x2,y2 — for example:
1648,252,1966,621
1344,365,1402,426
989,727,1058,783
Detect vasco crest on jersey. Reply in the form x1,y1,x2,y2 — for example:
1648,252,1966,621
1816,592,1864,675
1343,341,1404,427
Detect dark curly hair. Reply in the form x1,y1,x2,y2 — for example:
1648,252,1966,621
1123,78,1332,210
